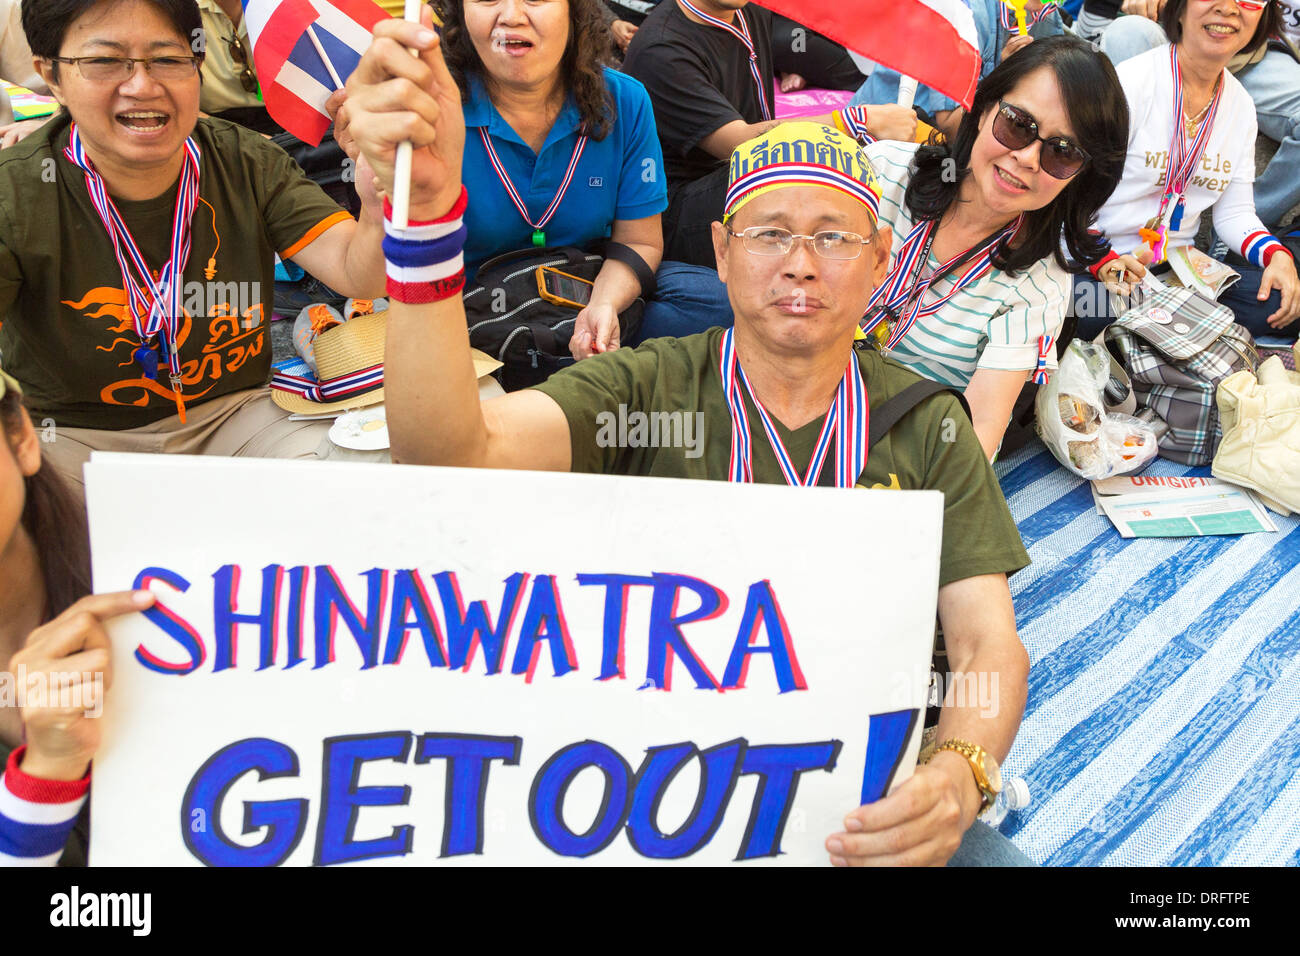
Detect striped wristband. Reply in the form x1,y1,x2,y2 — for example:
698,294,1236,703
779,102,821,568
382,186,469,304
834,106,874,146
1242,230,1291,269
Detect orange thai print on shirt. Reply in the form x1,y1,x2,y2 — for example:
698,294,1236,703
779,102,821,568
61,285,266,408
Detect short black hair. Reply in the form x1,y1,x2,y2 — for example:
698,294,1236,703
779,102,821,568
904,34,1129,274
23,0,204,78
1160,0,1279,58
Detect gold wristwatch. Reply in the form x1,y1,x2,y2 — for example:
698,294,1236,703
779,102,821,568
927,738,1002,816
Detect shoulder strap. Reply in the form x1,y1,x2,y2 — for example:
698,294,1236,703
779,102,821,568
868,379,971,451
599,240,657,299
474,246,590,284
930,225,1010,285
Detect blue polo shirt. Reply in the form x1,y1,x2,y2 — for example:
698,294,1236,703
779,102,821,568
462,67,667,281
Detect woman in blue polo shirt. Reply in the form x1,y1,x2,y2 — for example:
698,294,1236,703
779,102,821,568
442,0,668,358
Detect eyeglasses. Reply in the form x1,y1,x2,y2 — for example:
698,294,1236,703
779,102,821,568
1234,0,1269,10
226,35,259,94
725,225,873,260
991,101,1090,180
50,55,202,83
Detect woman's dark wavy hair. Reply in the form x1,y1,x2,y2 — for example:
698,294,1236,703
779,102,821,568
0,388,90,619
1161,0,1279,59
904,35,1129,274
437,0,616,140
22,0,204,81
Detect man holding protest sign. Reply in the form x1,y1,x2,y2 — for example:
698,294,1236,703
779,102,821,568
338,9,1032,867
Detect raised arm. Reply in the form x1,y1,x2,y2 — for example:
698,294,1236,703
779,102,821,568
341,9,571,470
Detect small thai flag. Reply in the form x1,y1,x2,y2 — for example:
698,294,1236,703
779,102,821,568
757,0,980,110
242,0,390,146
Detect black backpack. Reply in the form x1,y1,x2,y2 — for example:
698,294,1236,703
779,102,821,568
463,243,655,391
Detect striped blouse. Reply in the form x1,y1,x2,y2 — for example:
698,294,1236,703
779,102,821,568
864,141,1069,389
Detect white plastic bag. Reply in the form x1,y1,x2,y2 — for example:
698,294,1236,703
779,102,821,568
1035,340,1159,479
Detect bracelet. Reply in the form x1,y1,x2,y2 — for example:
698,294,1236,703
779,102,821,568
5,745,92,799
833,106,874,146
1242,229,1292,269
1262,243,1293,269
383,186,469,304
1087,248,1120,281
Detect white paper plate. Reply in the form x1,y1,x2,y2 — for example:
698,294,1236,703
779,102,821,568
329,406,390,451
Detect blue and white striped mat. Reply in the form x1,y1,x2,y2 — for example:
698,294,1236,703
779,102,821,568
993,440,1300,867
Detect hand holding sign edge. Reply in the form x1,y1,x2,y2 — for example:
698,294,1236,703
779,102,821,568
12,590,154,782
825,753,978,866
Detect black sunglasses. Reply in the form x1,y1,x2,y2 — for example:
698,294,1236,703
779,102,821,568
227,35,259,94
991,101,1089,180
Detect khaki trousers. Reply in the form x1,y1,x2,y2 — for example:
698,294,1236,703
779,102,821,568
43,388,388,503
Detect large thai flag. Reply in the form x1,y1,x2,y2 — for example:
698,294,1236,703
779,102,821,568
756,0,981,110
242,0,391,146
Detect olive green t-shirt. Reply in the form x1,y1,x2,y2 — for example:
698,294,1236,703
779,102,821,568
0,114,352,429
534,328,1029,586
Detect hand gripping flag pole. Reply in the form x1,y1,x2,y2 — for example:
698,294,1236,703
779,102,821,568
897,76,918,109
389,0,423,229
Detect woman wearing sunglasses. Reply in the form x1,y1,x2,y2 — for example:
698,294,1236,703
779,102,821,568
1077,0,1300,338
863,36,1128,459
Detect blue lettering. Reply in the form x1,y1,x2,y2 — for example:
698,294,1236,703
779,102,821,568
415,734,522,857
736,741,843,860
383,570,447,667
528,741,632,857
181,738,307,866
575,573,655,681
645,573,726,691
626,739,746,859
212,564,283,672
132,566,206,675
314,732,415,866
313,567,390,669
860,709,920,804
285,566,309,669
435,571,529,674
720,580,806,693
511,575,577,679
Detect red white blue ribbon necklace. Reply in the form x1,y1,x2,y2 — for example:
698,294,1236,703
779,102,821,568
863,215,1021,350
998,2,1058,32
718,328,868,487
678,0,772,121
479,126,588,247
1157,43,1223,234
64,122,200,421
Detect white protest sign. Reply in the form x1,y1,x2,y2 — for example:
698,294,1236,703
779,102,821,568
85,453,941,866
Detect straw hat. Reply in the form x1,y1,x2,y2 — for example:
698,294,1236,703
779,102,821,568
271,309,502,416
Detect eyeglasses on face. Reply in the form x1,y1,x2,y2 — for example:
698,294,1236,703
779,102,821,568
49,55,202,83
991,101,1090,180
725,225,873,260
1224,0,1269,10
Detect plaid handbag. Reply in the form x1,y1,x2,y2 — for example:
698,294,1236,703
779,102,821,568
1103,284,1257,465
